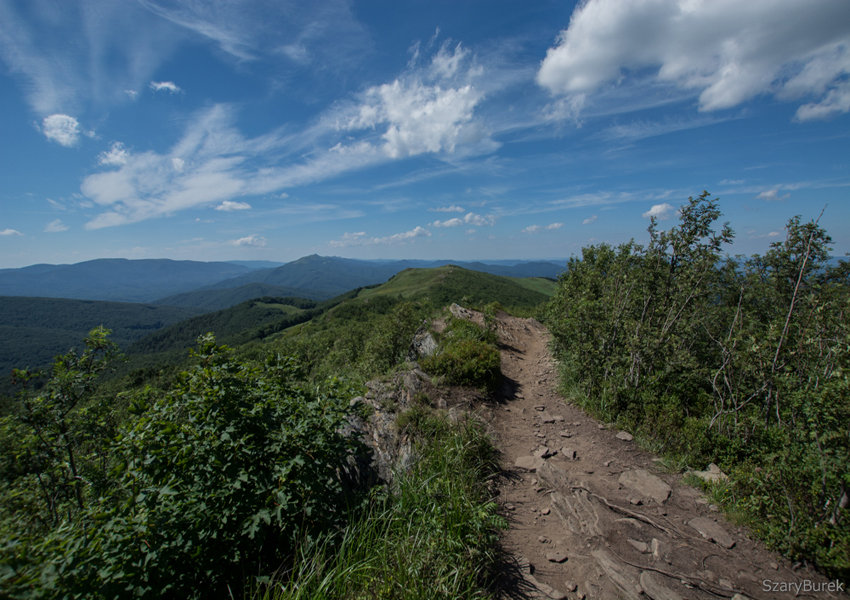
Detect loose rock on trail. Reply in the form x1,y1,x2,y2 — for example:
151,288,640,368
474,309,846,600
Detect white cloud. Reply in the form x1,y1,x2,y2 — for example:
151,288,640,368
0,228,23,236
44,219,68,233
432,204,465,213
523,222,563,234
537,0,850,118
462,212,495,227
231,234,266,247
330,226,431,247
757,189,790,201
795,81,850,121
431,217,464,228
98,142,130,167
582,215,598,225
215,200,251,211
42,114,82,147
150,80,181,94
642,203,676,220
340,43,495,159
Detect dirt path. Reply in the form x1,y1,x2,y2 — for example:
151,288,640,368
477,308,846,600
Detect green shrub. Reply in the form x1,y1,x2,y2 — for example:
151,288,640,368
422,338,500,393
1,335,364,599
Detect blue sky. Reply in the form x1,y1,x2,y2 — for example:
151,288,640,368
1,0,849,268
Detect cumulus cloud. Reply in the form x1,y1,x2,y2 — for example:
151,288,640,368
44,219,69,232
42,114,82,147
463,212,495,227
150,80,181,93
231,234,266,247
642,203,676,220
215,200,251,211
0,228,23,236
757,189,790,201
98,142,130,167
432,204,465,213
340,43,495,159
523,222,563,234
330,226,431,247
432,212,495,228
537,0,850,119
431,217,464,228
582,215,598,225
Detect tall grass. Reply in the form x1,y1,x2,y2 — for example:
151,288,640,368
255,413,505,600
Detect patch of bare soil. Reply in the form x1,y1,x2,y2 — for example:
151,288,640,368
478,309,846,600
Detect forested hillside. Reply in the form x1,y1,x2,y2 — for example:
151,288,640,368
0,297,201,397
544,193,849,577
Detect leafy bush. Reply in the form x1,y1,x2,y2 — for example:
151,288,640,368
421,317,501,393
1,334,364,599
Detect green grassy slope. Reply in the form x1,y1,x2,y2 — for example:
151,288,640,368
355,265,551,309
128,296,319,356
154,283,327,311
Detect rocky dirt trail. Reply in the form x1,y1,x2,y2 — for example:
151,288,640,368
473,308,847,600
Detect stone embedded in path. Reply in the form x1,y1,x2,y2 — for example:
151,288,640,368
639,571,684,600
546,550,568,563
534,446,556,459
558,430,572,438
535,405,546,411
526,574,567,600
618,469,671,504
689,517,736,549
560,447,577,460
615,431,634,441
515,455,544,471
542,415,565,423
627,538,649,553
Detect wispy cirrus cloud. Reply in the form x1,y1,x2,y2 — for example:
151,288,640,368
0,228,23,236
137,0,370,69
538,0,850,121
0,0,179,115
44,219,68,233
